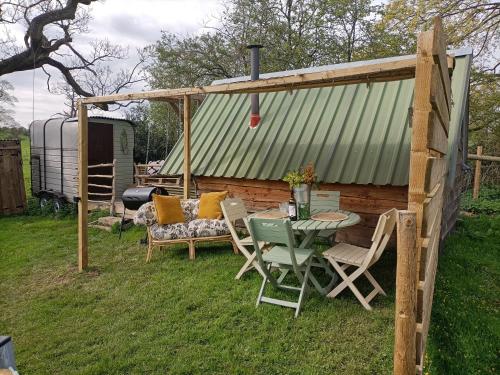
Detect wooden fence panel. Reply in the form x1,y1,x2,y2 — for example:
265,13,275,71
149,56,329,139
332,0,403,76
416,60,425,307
395,17,453,374
0,140,27,215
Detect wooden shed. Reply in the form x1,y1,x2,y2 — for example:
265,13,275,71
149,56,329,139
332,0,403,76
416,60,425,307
29,116,134,207
0,139,26,215
158,49,472,247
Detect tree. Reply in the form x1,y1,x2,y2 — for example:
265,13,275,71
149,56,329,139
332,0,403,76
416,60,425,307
0,79,19,127
146,0,378,154
369,0,500,159
0,0,145,110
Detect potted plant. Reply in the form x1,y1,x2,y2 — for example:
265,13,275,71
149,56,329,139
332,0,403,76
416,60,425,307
283,163,317,220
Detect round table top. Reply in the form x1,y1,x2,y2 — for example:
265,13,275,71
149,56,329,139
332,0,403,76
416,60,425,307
251,209,361,231
291,209,361,231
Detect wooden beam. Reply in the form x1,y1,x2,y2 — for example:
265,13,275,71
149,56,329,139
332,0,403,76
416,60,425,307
468,153,500,162
394,210,418,375
77,101,88,272
183,95,191,199
80,56,418,105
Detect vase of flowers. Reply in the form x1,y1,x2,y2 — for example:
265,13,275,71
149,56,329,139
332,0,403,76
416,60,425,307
283,163,317,220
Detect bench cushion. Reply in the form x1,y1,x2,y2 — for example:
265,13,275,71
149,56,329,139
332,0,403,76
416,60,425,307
150,223,192,240
188,219,230,238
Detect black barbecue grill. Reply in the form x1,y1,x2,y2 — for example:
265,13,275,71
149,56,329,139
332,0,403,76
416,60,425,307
120,186,168,239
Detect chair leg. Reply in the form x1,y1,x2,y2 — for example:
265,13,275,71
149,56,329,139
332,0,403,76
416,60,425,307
364,270,386,296
231,240,239,254
256,264,271,307
235,255,255,280
188,241,196,260
295,259,312,318
146,241,153,262
326,258,372,311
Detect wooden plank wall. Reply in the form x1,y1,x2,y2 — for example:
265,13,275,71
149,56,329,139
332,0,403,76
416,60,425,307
405,18,453,374
196,176,407,247
0,140,27,215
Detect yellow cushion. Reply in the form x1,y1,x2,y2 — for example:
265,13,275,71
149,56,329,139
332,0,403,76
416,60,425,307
152,194,185,225
197,191,228,219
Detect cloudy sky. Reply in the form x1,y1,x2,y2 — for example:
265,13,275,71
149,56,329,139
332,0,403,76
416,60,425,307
3,0,223,127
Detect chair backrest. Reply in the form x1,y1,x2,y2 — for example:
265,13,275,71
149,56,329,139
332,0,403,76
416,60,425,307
310,190,340,212
364,208,398,267
248,218,300,271
220,198,248,223
220,198,250,251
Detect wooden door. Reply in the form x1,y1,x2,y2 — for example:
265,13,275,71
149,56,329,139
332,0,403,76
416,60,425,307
88,123,113,199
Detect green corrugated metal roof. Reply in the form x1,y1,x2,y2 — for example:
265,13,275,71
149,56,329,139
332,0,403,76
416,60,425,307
161,52,471,186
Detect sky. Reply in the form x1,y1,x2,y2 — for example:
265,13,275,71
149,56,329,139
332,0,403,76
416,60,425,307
3,0,223,127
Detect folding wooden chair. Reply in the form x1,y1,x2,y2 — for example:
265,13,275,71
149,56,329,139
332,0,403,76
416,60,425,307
248,217,315,318
322,208,397,310
311,190,340,240
221,198,267,279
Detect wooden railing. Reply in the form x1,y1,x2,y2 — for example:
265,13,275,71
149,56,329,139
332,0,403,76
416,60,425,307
88,159,116,215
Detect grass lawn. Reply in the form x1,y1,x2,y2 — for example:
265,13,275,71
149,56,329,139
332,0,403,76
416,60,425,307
0,215,397,374
425,215,499,375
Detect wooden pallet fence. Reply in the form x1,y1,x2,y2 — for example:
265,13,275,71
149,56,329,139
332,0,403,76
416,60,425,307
469,146,500,200
0,140,27,215
395,17,453,375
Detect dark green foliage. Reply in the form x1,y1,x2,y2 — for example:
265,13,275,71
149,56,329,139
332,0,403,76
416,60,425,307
461,186,500,215
426,215,500,374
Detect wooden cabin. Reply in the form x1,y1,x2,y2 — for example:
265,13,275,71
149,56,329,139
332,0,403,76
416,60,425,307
159,49,472,247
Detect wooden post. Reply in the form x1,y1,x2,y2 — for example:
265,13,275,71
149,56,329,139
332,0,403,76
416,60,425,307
77,101,88,272
183,94,191,199
110,158,116,216
394,210,417,375
472,145,482,200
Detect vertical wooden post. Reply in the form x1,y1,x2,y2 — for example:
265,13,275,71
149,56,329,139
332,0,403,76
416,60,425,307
77,101,88,272
183,94,191,199
472,145,482,200
394,210,417,375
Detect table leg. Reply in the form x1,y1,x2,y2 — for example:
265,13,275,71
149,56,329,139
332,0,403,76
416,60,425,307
295,230,337,295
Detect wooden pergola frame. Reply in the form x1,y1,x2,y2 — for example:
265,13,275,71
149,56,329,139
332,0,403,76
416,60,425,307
76,17,453,375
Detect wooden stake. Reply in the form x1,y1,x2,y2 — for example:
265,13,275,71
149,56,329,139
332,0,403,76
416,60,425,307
77,102,88,272
394,210,417,375
183,94,191,199
473,146,482,200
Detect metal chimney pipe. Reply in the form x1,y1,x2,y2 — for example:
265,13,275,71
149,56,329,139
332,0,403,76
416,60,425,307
247,44,263,129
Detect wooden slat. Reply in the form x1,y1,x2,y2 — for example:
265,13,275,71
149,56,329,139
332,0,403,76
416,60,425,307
424,157,448,194
88,163,113,169
431,18,452,110
88,183,112,189
411,110,448,155
430,65,450,134
422,181,444,237
88,174,114,178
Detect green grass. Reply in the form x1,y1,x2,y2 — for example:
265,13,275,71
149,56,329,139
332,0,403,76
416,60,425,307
426,215,500,374
1,208,497,374
0,217,397,374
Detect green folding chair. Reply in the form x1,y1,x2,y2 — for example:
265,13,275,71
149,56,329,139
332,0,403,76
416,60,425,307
247,217,315,318
311,190,340,241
